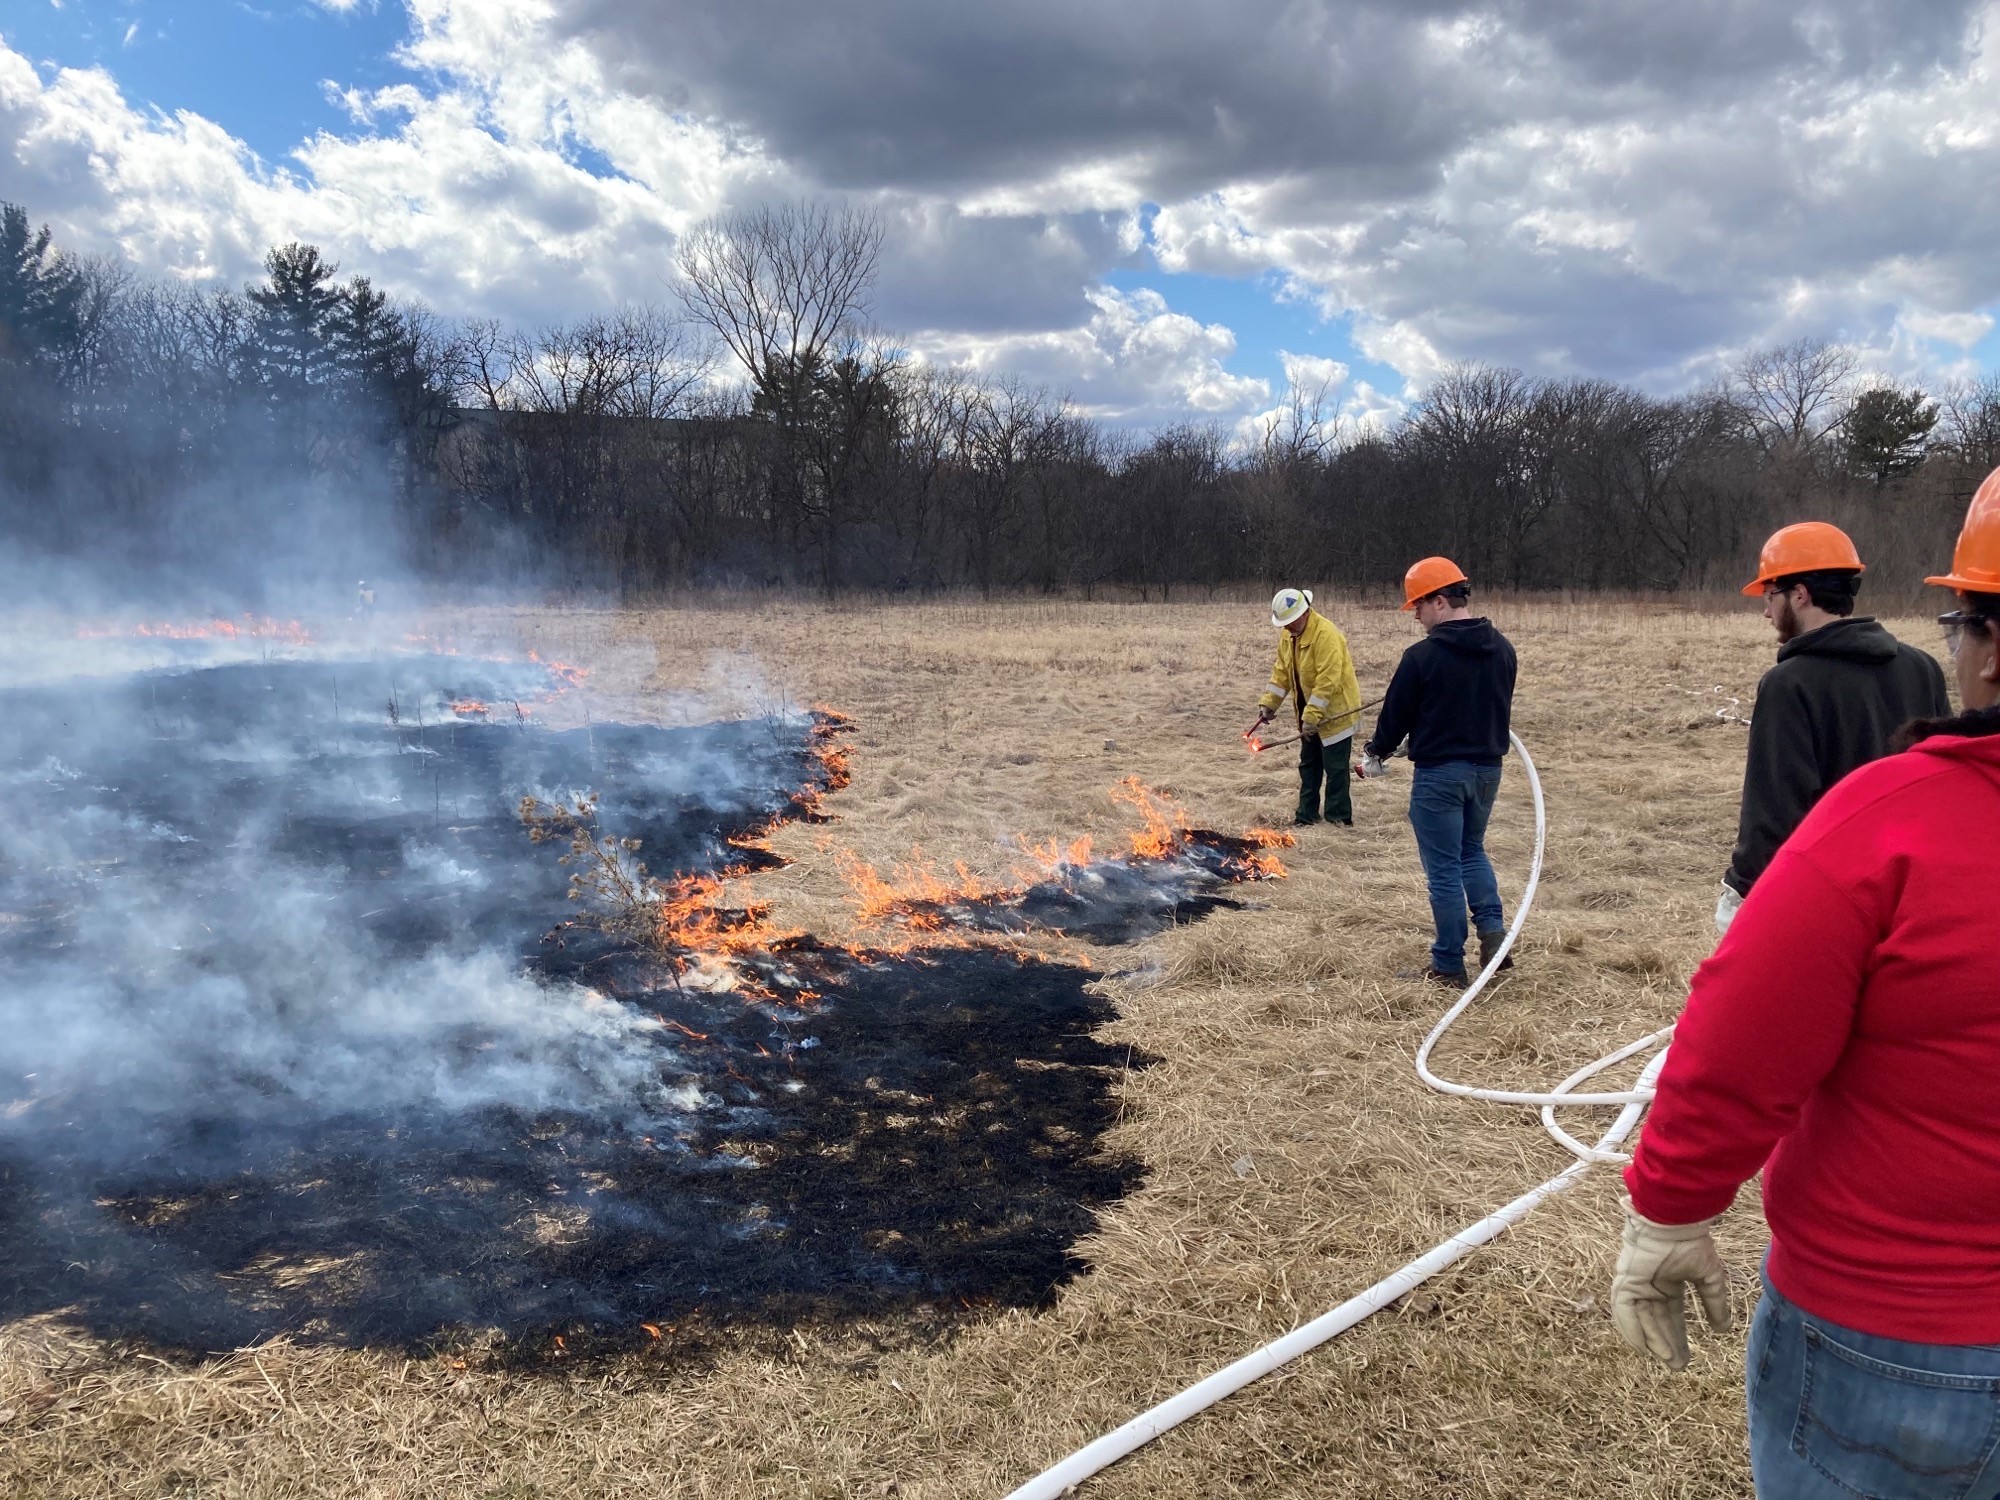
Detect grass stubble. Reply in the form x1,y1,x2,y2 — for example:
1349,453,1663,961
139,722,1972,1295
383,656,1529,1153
4,595,1930,1498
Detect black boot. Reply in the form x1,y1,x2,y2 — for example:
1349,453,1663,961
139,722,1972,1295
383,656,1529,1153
1396,964,1468,988
1477,929,1516,974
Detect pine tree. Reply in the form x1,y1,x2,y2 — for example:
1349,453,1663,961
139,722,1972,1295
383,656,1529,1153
245,242,345,402
0,203,85,376
1844,385,1937,488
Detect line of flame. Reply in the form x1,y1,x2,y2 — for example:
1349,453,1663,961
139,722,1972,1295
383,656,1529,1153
630,713,857,993
76,614,314,644
836,780,1293,931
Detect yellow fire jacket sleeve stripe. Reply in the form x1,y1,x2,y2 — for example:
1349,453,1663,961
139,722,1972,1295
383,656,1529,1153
1275,612,1360,736
1259,652,1291,713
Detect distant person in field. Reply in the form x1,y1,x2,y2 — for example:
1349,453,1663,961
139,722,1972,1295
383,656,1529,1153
1359,558,1517,987
1612,468,2000,1499
1715,522,1946,934
1252,587,1362,827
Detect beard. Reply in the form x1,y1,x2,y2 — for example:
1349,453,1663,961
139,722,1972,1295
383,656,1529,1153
1771,596,1800,643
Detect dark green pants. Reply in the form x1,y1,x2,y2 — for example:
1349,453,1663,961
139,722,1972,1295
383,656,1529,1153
1297,733,1353,824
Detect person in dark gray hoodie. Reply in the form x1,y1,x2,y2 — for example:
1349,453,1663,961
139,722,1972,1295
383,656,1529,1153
1719,525,1949,932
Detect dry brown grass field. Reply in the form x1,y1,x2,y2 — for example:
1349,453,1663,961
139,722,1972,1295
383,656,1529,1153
0,595,1953,1499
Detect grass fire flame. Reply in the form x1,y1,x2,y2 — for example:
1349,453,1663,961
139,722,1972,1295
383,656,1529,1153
76,613,314,645
834,779,1293,946
521,713,855,996
523,724,1288,981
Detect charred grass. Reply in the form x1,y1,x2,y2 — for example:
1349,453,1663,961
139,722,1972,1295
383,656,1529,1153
0,595,1947,1498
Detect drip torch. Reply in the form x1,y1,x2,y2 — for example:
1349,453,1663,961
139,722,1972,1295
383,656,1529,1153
1243,696,1384,755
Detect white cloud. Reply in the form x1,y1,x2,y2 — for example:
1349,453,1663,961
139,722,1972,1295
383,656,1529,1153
1338,379,1405,432
0,2,1133,349
1143,7,2000,392
1232,350,1404,450
3,0,1998,427
0,2,760,322
1350,318,1444,394
1279,351,1348,395
1901,309,1995,350
918,285,1269,424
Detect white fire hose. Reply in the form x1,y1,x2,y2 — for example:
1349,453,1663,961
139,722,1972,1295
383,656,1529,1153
1003,731,1673,1499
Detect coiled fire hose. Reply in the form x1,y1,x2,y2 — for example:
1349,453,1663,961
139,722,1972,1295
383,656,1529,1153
1002,731,1674,1500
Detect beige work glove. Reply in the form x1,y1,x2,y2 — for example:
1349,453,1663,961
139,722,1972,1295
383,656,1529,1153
1610,1200,1732,1370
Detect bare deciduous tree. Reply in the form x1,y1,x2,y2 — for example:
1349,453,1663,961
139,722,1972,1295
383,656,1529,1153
1399,364,1535,571
1728,337,1859,462
676,202,883,406
675,202,887,592
5,194,1988,606
500,308,709,419
1940,372,2000,477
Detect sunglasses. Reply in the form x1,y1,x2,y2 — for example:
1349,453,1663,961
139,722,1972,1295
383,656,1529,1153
1939,609,1995,656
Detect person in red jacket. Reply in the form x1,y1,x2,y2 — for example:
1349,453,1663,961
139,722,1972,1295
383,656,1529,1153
1611,468,2000,1499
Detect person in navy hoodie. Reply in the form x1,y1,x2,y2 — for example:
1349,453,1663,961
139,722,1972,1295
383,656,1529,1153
1361,557,1518,986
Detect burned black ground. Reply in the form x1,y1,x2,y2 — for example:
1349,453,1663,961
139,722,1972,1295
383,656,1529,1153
0,657,1155,1355
1,940,1145,1355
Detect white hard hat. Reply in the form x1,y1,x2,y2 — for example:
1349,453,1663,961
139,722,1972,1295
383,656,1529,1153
1270,587,1313,629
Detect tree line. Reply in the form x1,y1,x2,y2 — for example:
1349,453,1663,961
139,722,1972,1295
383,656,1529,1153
3,198,1994,604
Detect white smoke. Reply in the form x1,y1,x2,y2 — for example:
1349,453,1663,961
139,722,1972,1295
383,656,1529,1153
0,653,810,1162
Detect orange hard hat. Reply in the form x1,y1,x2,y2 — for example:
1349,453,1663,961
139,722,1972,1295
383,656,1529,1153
1927,464,2000,595
1401,556,1469,611
1740,522,1865,598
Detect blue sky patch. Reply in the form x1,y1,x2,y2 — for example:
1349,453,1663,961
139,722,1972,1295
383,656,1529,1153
1103,265,1405,409
6,1,412,167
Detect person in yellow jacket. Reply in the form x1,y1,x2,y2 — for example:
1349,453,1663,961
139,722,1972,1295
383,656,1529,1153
1254,588,1363,825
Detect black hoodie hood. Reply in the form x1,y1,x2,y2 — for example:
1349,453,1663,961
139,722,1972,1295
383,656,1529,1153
1724,615,1951,895
1779,616,1899,666
1428,617,1500,656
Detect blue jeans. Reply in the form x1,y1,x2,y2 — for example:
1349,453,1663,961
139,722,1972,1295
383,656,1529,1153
1408,761,1504,974
1749,1270,2000,1499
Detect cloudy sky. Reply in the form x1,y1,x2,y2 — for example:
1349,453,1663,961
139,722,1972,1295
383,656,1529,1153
3,0,1998,430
